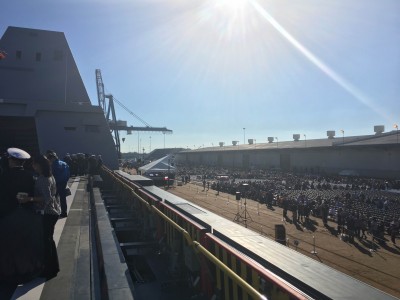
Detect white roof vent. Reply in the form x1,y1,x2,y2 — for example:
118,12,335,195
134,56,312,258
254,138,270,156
293,134,300,141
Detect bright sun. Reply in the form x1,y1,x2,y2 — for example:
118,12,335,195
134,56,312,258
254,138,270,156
215,0,248,12
200,0,252,42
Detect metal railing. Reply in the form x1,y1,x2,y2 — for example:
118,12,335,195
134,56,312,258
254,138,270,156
102,167,268,300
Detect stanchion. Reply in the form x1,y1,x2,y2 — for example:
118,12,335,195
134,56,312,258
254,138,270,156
311,235,317,255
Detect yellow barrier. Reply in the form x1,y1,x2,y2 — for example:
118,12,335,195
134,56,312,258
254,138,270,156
101,168,267,300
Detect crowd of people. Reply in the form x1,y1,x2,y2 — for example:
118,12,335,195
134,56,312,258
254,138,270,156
0,147,103,299
63,152,103,177
176,164,400,245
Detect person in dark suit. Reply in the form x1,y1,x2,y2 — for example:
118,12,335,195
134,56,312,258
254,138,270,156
0,148,43,299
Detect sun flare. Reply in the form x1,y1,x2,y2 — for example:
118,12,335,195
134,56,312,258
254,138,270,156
215,0,248,12
198,0,254,42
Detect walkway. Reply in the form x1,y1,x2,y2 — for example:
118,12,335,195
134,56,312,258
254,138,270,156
11,176,90,300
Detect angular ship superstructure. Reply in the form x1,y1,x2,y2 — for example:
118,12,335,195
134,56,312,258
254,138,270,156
0,26,118,168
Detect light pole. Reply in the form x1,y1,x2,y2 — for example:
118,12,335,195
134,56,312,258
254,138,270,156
341,129,344,144
137,132,140,154
275,137,278,148
167,157,171,189
163,132,165,149
243,128,246,144
304,134,307,147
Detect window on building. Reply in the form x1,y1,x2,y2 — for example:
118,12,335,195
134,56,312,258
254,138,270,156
16,50,22,60
85,125,100,133
53,50,63,61
35,52,42,62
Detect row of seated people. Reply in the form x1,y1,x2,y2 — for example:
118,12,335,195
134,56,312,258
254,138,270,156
176,164,400,244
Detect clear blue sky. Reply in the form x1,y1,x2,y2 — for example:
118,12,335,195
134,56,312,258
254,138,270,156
1,0,399,153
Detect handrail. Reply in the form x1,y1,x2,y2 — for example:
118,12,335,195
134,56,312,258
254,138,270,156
153,205,267,300
102,167,267,300
151,206,194,247
104,167,152,210
193,241,267,300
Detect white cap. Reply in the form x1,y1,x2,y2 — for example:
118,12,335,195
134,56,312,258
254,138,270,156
7,147,31,160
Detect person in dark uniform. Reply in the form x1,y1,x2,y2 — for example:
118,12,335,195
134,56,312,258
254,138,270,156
0,148,35,217
0,148,44,299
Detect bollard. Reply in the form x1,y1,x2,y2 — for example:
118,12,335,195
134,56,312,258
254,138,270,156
257,202,260,215
311,235,317,255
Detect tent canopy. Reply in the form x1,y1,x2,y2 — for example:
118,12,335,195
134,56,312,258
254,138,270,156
138,155,175,174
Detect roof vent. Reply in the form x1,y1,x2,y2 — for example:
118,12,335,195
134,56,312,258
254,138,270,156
293,134,300,141
374,125,384,135
248,139,254,145
219,142,224,147
232,141,238,146
327,130,335,139
267,137,274,143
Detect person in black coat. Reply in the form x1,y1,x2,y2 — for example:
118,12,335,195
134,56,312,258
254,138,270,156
0,148,34,218
0,148,44,299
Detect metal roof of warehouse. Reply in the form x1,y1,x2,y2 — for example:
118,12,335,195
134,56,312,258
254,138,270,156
184,131,399,153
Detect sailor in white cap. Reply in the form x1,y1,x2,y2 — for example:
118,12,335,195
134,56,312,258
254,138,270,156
0,148,43,294
7,147,31,160
0,147,34,217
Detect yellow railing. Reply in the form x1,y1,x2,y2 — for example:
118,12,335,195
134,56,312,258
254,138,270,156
102,167,267,300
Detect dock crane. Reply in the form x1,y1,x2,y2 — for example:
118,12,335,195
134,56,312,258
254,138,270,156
95,69,173,158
